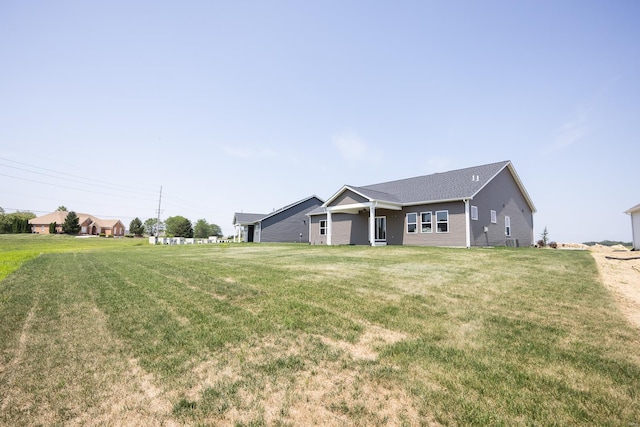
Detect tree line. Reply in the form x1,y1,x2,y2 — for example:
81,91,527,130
0,206,222,238
135,216,222,238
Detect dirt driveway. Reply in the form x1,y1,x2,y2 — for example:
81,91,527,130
589,245,640,329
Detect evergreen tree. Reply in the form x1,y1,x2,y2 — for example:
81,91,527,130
62,211,81,234
49,222,57,234
129,217,144,236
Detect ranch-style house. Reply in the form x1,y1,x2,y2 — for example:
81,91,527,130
307,160,536,247
233,195,323,243
29,211,126,237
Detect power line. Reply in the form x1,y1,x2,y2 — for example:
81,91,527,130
0,156,159,196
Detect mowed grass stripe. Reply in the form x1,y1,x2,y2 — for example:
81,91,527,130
0,239,639,425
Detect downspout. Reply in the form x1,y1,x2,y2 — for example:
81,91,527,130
464,199,471,248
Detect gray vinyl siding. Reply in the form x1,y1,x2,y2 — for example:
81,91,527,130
384,202,466,246
332,190,369,206
469,168,534,246
309,213,369,245
259,197,322,243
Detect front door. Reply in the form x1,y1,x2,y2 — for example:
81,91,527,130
247,225,254,242
375,216,386,242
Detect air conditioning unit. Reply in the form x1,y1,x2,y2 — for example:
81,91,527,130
506,238,519,248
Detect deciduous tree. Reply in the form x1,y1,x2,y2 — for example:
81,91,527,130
165,216,193,238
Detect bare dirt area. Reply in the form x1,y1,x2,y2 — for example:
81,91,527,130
587,244,640,329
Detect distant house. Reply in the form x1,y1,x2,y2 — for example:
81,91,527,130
28,211,126,236
233,196,324,243
308,160,536,247
624,203,640,250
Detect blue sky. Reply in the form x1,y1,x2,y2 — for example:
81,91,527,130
1,1,638,242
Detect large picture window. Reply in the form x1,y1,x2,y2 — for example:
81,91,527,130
319,219,327,235
421,212,432,233
406,213,417,233
436,210,449,233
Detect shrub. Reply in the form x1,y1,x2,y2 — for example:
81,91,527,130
536,239,546,248
549,241,558,249
99,233,106,237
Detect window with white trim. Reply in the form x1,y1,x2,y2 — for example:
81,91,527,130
420,212,432,233
505,216,511,237
319,219,327,235
406,213,417,233
471,205,478,221
436,210,449,233
491,210,497,224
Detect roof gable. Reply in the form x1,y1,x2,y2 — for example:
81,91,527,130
234,195,324,225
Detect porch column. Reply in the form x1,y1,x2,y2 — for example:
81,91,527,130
464,199,471,248
369,205,376,246
327,210,332,245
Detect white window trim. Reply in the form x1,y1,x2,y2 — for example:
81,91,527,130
436,210,449,233
420,211,432,233
505,216,511,237
471,205,478,221
319,219,327,235
406,213,418,234
491,210,497,224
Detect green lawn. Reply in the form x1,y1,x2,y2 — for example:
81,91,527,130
0,235,638,426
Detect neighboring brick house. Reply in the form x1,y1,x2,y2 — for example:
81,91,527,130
233,195,324,243
29,211,125,236
308,160,536,247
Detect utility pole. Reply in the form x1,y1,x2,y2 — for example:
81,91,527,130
155,186,163,242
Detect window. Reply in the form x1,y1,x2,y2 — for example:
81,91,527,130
471,205,478,221
406,213,417,233
491,210,497,224
375,217,386,241
319,220,327,235
420,212,432,233
505,216,511,237
436,210,449,233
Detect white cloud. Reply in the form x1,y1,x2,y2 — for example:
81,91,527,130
546,109,592,154
332,132,382,164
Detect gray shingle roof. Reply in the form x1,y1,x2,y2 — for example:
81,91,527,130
234,195,324,224
233,213,266,224
345,160,514,204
